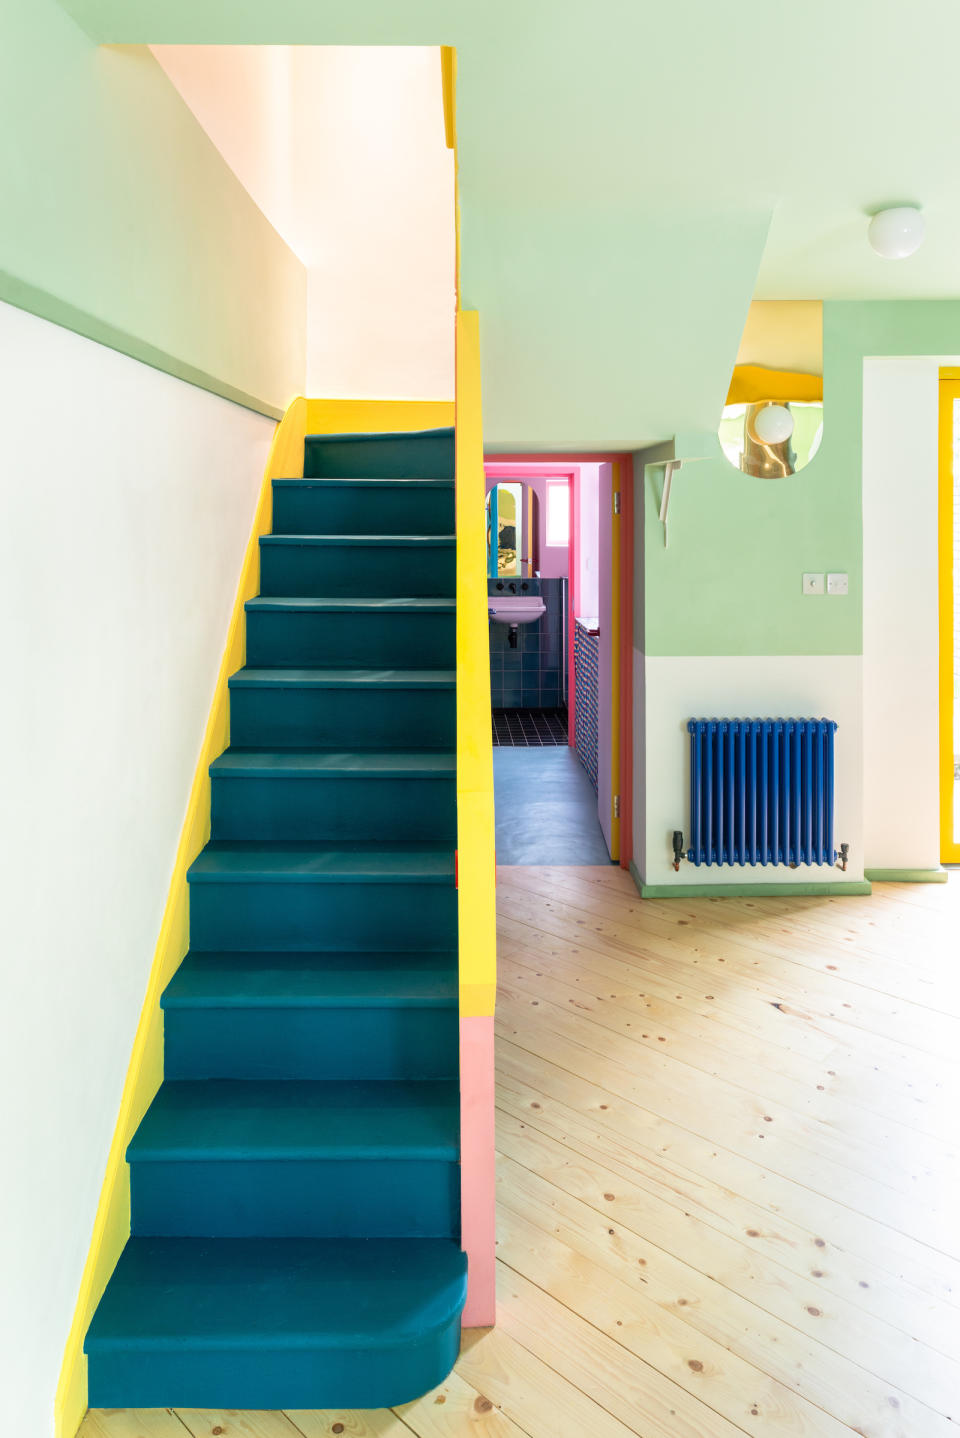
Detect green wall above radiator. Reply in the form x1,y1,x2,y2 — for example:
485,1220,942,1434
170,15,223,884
642,300,960,659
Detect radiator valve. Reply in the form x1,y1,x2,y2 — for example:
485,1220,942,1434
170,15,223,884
672,831,685,872
837,842,850,872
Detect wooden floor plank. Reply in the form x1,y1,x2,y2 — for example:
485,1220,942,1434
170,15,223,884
497,932,954,1140
391,1364,532,1438
176,1413,303,1438
284,1411,402,1437
499,949,956,1153
493,1262,748,1438
495,1036,960,1307
78,1412,192,1438
497,874,960,1063
494,1006,959,1254
496,1135,960,1426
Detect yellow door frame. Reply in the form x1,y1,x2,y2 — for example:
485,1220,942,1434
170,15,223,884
938,371,960,863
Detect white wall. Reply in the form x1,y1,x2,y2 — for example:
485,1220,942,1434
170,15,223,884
640,655,864,887
0,301,271,1435
862,357,948,871
152,45,455,401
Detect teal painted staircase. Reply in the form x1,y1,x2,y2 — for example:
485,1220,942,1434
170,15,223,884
84,428,467,1410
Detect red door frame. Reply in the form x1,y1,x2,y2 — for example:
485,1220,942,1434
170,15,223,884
484,452,634,869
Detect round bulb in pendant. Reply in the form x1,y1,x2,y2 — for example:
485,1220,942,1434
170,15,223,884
753,403,794,445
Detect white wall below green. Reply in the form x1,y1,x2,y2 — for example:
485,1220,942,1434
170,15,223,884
862,358,949,872
0,300,272,1436
639,655,864,888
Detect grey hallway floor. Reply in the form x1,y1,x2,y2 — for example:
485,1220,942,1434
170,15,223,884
493,745,611,865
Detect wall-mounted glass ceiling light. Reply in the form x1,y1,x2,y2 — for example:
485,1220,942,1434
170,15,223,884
867,206,925,259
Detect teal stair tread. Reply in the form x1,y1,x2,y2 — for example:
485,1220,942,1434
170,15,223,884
187,841,455,884
161,952,458,1010
210,749,456,778
273,477,453,487
305,427,454,443
245,596,455,612
127,1079,460,1161
228,667,456,689
85,1236,467,1352
260,534,455,546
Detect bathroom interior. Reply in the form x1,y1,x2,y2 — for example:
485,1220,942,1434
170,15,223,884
486,463,613,865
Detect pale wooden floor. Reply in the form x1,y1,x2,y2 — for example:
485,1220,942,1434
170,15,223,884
82,868,960,1438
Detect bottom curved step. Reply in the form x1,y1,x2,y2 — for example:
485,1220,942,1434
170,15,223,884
85,1235,467,1409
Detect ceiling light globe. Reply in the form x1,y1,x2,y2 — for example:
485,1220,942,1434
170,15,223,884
868,206,925,259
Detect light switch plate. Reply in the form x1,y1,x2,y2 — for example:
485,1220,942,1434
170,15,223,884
827,572,849,596
802,572,825,595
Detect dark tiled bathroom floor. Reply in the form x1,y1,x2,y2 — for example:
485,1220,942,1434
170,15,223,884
493,745,612,865
492,707,569,746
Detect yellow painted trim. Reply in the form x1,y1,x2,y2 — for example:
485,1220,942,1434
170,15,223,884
456,310,497,1015
54,398,308,1438
939,375,960,863
449,47,461,308
459,981,498,1018
440,46,456,150
608,462,622,861
304,398,454,435
726,364,823,406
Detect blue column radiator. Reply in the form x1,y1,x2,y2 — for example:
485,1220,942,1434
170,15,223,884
685,718,839,867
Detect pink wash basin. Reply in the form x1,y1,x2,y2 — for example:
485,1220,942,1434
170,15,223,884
487,595,546,625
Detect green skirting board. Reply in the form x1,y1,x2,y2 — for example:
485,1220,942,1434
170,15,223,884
630,861,872,898
864,868,949,883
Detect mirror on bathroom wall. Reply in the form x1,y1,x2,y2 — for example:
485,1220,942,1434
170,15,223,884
719,301,823,478
486,483,539,577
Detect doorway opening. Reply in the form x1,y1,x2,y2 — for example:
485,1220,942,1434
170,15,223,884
484,454,634,867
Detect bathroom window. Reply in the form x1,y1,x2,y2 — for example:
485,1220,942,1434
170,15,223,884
546,480,570,546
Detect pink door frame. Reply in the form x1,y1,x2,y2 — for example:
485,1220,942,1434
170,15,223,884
484,453,634,869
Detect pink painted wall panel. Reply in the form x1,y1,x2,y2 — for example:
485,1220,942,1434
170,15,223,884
597,462,614,856
459,1014,496,1327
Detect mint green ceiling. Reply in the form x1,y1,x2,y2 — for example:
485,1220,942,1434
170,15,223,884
56,0,960,448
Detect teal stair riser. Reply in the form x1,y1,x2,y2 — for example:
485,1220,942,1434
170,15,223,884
210,775,457,842
188,881,458,952
228,683,455,749
86,1235,467,1411
88,1317,463,1411
245,610,455,669
273,480,454,536
163,1005,459,1081
303,429,455,479
130,1159,460,1239
259,539,455,598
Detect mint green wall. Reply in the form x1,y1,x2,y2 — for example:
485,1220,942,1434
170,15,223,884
642,301,960,657
0,0,305,417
